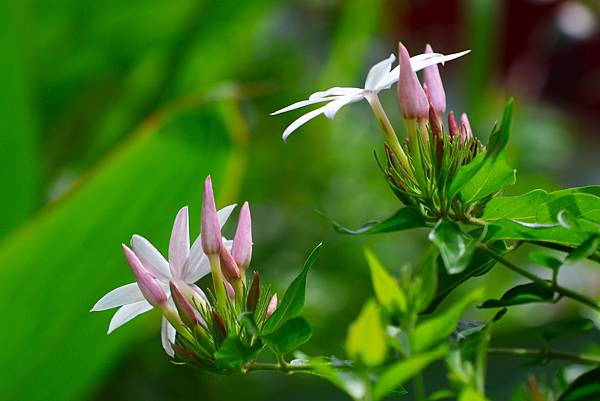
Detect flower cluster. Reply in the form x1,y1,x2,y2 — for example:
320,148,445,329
92,177,278,369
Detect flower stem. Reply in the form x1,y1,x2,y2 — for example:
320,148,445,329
245,362,317,373
208,254,227,309
488,347,600,365
478,245,600,312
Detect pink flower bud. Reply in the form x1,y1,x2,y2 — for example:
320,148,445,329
224,279,235,302
448,111,460,139
232,201,252,270
428,102,442,140
423,44,446,115
219,244,241,283
201,176,222,255
122,244,167,307
397,42,429,120
170,282,200,328
461,113,473,140
266,293,278,318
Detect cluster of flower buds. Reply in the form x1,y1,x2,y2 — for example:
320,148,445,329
92,176,278,370
385,42,484,221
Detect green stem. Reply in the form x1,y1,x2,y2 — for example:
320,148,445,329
245,361,317,373
478,245,600,312
413,372,426,401
488,347,600,365
208,254,227,309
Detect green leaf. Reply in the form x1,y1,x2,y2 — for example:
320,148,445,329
566,235,599,263
324,207,426,235
459,152,516,203
448,152,486,201
542,317,594,341
364,249,407,314
414,247,440,312
0,103,245,400
373,344,448,401
486,98,514,158
479,282,554,308
261,243,322,334
346,299,387,368
458,387,490,401
558,209,581,231
311,358,367,401
529,251,563,269
429,220,481,274
261,317,312,355
413,288,483,353
214,336,263,370
558,367,600,401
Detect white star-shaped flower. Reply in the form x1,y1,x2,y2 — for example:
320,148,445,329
91,204,236,355
271,49,470,140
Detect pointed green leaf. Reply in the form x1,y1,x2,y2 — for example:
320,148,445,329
558,367,600,401
365,249,407,314
566,235,599,263
529,251,563,270
261,317,312,355
479,282,554,308
346,299,387,368
324,207,426,235
214,336,263,370
429,220,480,274
261,243,322,334
459,152,516,203
414,247,440,312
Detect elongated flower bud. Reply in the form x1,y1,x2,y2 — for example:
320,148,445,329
266,294,278,318
170,282,200,328
232,202,252,270
201,176,222,255
219,244,241,282
398,42,429,120
423,44,446,115
224,279,235,302
461,113,473,140
122,244,167,307
247,272,260,312
212,308,227,344
448,111,460,139
428,103,442,140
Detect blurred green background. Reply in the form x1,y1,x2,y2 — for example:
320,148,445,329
1,0,600,400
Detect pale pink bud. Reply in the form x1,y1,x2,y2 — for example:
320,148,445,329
398,42,429,120
461,113,473,140
170,282,200,328
122,244,167,307
201,176,222,255
224,280,235,302
266,293,278,318
219,244,241,283
423,44,446,115
231,201,252,270
448,111,459,138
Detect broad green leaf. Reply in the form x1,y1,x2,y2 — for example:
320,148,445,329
364,249,407,314
214,336,263,370
529,251,563,269
558,209,581,231
459,152,516,203
458,387,489,401
261,317,312,355
429,220,480,274
479,282,554,308
566,235,599,263
311,358,367,401
413,288,483,353
346,299,387,368
0,0,39,238
373,344,448,401
558,367,600,401
486,98,514,158
0,103,245,400
414,247,440,312
325,207,426,235
448,152,486,201
261,243,322,334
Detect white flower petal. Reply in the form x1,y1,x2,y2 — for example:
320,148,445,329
91,283,144,311
308,87,362,100
282,104,330,141
364,53,396,90
169,206,190,280
323,94,364,119
107,300,153,334
161,317,176,357
271,96,342,115
131,235,171,282
218,204,237,227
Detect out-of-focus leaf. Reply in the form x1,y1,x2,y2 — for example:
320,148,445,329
346,299,387,368
0,0,39,238
261,317,312,355
325,207,426,235
311,358,367,401
214,336,263,370
558,367,600,401
479,282,554,308
429,220,481,274
458,387,489,401
528,251,562,270
414,247,439,312
566,235,599,263
0,102,246,401
413,288,483,353
261,243,321,334
542,318,594,342
365,249,407,314
373,344,448,401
